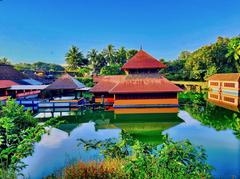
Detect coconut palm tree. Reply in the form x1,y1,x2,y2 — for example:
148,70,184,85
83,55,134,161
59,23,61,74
103,44,116,65
87,49,98,73
116,47,127,65
65,46,87,70
0,57,11,65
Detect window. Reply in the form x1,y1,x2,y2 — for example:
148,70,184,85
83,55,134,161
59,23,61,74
210,94,218,99
210,82,218,86
223,96,235,103
224,82,235,88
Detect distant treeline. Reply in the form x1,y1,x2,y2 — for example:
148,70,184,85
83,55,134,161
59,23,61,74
161,36,240,81
0,36,239,81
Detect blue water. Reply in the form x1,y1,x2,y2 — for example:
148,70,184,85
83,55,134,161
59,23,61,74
21,104,240,178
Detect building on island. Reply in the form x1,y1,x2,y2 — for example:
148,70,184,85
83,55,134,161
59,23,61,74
91,50,183,114
207,73,240,107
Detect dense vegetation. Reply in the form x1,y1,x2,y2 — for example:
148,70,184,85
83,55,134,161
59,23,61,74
0,99,60,178
14,61,65,72
162,36,240,81
50,132,213,178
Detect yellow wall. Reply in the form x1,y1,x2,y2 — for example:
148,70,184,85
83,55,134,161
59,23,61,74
114,98,178,105
114,107,179,114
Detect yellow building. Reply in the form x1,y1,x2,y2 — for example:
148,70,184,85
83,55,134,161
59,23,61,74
207,73,240,106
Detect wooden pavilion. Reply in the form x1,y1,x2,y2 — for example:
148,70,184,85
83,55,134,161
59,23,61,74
91,50,183,114
45,73,87,101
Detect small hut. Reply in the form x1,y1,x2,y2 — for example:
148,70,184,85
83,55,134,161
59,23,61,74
207,73,240,106
45,73,86,100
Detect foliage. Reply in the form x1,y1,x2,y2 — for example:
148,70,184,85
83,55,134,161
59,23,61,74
48,159,125,179
65,46,88,70
226,36,240,60
0,57,11,65
0,98,61,175
76,77,94,87
14,62,64,72
100,64,124,75
77,131,213,178
163,36,239,81
183,98,240,139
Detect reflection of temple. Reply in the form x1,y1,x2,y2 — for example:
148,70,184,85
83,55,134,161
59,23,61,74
207,73,240,108
95,113,183,144
207,99,240,112
91,50,183,114
54,111,183,144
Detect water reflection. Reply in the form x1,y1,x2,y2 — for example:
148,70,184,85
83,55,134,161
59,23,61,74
21,98,240,178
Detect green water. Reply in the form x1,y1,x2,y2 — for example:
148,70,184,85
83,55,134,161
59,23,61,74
21,101,240,178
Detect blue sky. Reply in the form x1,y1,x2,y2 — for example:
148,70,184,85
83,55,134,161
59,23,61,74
0,0,240,64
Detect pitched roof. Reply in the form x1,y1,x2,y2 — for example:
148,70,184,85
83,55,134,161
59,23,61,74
207,73,240,82
90,75,125,93
121,50,166,70
109,74,183,94
0,80,19,89
0,64,26,80
45,73,85,90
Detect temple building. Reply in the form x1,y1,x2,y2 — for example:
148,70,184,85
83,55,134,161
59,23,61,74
207,73,240,107
91,50,183,114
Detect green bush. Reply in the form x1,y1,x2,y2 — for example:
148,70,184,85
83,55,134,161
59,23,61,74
0,99,61,176
78,131,213,178
76,77,94,87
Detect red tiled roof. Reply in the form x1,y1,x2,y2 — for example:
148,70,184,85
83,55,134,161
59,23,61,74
207,73,240,82
45,73,85,90
90,75,125,93
121,50,166,70
0,80,19,89
109,74,183,94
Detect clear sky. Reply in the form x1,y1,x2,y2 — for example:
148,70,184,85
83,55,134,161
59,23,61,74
0,0,240,64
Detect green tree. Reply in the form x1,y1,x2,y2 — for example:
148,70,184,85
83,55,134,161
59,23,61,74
0,99,60,173
116,47,128,65
100,64,123,75
65,46,88,70
0,57,11,65
126,49,138,59
103,44,116,65
226,36,240,72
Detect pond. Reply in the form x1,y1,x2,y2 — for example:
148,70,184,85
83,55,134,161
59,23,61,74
21,101,240,178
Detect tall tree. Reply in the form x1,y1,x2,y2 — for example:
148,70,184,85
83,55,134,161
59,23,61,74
65,46,88,70
0,57,11,65
126,49,138,59
87,49,99,73
116,47,128,65
103,44,116,65
226,36,240,72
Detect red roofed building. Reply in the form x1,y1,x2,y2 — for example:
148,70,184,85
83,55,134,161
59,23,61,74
91,50,182,114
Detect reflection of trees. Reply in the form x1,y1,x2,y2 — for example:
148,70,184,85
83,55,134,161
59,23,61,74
184,100,240,139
